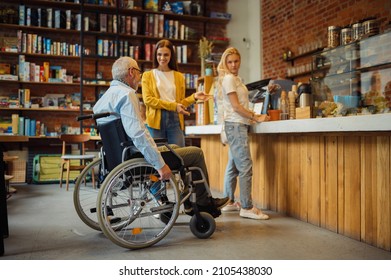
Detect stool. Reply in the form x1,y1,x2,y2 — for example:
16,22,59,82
4,175,14,199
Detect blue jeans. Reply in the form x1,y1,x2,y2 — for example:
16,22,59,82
147,110,185,147
223,121,253,209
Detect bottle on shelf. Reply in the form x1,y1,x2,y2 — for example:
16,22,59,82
280,90,289,120
288,85,297,119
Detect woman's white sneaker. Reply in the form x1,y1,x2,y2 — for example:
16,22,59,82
239,207,269,220
221,201,241,212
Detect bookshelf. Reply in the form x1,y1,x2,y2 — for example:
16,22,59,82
195,75,214,125
0,0,230,137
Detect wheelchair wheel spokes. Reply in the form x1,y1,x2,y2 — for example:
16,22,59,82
73,158,104,231
97,158,180,249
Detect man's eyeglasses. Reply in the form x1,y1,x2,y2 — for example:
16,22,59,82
129,67,142,76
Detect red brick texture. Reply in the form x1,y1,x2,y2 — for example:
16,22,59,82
261,0,391,80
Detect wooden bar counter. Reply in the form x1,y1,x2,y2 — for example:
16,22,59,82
186,114,391,251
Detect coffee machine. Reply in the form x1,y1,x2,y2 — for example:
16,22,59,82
297,83,312,107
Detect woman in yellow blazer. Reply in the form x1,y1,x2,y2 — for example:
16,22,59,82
142,39,210,146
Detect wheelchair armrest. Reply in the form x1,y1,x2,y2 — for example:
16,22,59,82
154,138,168,144
120,141,134,148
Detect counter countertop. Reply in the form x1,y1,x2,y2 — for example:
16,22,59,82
185,113,391,135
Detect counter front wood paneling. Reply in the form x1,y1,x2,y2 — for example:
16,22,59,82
188,115,391,251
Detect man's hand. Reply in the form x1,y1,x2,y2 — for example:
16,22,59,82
158,164,172,181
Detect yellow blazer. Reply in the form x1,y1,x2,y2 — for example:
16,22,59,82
141,70,196,130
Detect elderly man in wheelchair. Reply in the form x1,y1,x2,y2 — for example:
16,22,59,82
87,56,228,249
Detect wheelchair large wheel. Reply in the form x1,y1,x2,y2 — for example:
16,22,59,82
97,158,180,249
73,158,105,231
189,212,216,239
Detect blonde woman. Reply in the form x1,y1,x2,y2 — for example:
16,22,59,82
218,47,270,220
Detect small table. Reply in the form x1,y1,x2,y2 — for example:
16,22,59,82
3,155,19,197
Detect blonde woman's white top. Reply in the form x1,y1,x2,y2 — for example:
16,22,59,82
222,73,250,125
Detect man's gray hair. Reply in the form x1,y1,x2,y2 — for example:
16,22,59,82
112,56,138,80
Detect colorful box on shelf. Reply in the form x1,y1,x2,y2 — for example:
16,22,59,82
0,74,18,81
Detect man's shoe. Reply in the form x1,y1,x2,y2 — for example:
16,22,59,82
109,217,122,224
213,197,230,209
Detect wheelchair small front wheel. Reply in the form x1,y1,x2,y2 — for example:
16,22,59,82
189,212,216,239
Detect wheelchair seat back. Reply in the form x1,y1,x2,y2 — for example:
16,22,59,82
98,117,183,174
98,118,142,171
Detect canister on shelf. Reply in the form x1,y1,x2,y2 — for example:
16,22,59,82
352,22,363,41
327,26,340,48
341,27,352,45
363,19,379,36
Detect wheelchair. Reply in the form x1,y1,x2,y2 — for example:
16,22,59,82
73,112,220,249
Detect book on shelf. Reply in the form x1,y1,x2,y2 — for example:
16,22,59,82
43,62,50,82
174,20,179,39
100,14,107,32
37,8,41,27
19,5,25,26
47,8,52,28
26,7,31,26
158,14,164,37
18,88,30,108
12,114,18,135
175,45,188,64
153,14,159,37
182,45,187,64
107,14,113,33
176,46,181,63
54,10,61,28
112,14,117,33
66,10,72,29
144,43,152,61
24,118,30,136
195,102,205,125
126,16,132,34
30,119,36,136
145,14,152,36
132,17,138,35
18,116,24,136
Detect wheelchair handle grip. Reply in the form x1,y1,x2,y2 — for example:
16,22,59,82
76,114,94,121
92,112,112,120
76,112,112,121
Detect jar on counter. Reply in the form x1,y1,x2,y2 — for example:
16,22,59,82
352,23,363,41
327,26,340,48
341,27,352,45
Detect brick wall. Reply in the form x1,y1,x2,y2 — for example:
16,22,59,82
262,0,391,80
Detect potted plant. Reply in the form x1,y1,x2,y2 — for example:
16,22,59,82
198,37,213,76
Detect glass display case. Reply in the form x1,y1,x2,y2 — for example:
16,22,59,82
311,31,391,113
